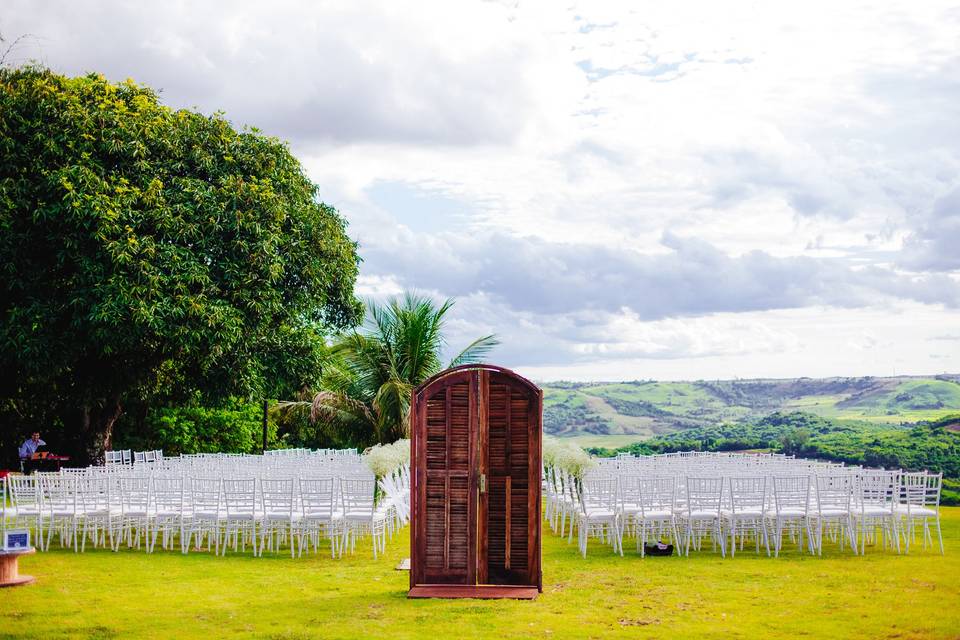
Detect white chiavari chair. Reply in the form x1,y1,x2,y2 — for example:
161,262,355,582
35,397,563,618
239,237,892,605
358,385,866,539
150,477,185,553
679,476,725,557
340,477,387,559
723,476,769,557
897,471,942,554
576,475,622,557
221,478,259,556
260,478,298,557
770,475,813,557
298,476,342,557
186,477,222,554
811,473,857,555
637,476,679,557
853,471,900,555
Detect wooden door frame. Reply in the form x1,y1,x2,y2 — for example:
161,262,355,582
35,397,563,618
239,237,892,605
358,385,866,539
410,364,542,594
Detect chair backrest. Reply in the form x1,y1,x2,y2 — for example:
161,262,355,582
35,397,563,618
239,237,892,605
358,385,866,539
900,471,941,511
61,468,87,476
152,477,184,514
814,473,853,512
727,476,766,514
43,475,77,511
260,478,295,516
638,476,676,515
121,450,132,465
190,478,222,516
8,475,41,511
923,472,943,509
222,479,257,517
857,471,898,511
685,476,724,515
77,476,110,513
118,476,151,513
772,475,810,513
340,477,376,516
619,474,642,511
581,476,619,513
104,450,123,466
299,477,337,520
134,451,147,464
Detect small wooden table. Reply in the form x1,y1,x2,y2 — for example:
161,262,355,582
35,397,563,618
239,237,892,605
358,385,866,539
24,454,71,473
0,548,36,587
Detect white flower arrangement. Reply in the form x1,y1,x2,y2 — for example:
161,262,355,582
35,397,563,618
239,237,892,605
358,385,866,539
363,438,410,478
543,436,595,479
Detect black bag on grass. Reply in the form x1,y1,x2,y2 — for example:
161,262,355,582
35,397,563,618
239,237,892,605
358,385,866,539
643,542,674,556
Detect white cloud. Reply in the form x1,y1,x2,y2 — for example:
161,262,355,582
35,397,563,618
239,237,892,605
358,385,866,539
6,0,960,379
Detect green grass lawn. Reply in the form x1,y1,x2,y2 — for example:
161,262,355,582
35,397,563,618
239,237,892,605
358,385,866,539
3,509,960,639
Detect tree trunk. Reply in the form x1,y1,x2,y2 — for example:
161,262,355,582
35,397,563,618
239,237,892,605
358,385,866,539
81,396,123,465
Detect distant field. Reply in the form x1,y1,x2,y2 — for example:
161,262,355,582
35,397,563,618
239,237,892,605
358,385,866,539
562,433,651,449
543,374,960,441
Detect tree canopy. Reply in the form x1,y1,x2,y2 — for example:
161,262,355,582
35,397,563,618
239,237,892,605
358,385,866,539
0,66,362,461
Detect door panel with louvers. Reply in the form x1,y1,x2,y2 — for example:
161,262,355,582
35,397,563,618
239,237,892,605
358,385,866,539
413,371,477,585
479,370,539,586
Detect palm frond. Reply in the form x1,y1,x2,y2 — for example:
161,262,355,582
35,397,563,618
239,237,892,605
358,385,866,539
448,334,500,368
372,378,413,441
284,291,499,447
310,390,375,426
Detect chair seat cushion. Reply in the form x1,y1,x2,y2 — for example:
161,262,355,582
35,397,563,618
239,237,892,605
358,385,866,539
582,509,618,519
722,508,764,517
772,509,807,517
263,512,301,521
815,508,850,517
683,510,721,519
895,505,937,517
640,509,674,520
303,510,342,520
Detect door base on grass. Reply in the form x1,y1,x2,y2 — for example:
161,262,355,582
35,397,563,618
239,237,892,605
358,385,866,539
407,584,539,599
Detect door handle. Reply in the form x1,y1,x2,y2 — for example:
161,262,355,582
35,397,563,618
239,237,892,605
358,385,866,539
480,473,486,494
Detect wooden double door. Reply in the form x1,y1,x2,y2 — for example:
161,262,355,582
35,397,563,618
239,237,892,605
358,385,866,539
410,365,542,593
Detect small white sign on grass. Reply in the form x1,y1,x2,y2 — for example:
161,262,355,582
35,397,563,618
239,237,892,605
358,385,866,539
3,528,31,551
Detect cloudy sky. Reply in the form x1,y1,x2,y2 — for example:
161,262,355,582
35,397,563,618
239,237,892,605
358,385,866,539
5,1,960,381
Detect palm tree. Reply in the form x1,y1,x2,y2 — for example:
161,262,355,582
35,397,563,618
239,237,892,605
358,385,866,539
274,293,498,447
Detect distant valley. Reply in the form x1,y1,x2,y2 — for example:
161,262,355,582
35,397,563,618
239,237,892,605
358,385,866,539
542,374,960,447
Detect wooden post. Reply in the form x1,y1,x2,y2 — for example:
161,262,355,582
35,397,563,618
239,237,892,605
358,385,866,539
261,400,269,453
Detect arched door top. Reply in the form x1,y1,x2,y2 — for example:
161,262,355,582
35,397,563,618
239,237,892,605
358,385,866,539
415,363,539,397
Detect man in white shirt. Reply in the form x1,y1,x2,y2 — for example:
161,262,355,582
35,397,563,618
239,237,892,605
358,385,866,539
18,432,46,473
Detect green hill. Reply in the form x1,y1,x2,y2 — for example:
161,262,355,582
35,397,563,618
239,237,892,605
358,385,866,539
543,374,960,445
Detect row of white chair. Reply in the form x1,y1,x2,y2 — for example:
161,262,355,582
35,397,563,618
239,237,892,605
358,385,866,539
547,455,944,559
3,464,409,559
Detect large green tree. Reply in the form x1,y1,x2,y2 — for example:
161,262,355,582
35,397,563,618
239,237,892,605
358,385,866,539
275,293,498,448
0,66,362,462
